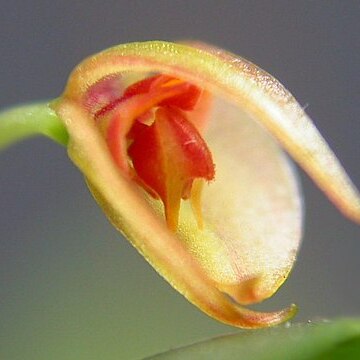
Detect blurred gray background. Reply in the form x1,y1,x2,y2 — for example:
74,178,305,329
0,1,359,359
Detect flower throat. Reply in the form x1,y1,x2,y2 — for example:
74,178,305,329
93,74,215,231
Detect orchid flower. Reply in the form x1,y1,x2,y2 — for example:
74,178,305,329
1,41,359,329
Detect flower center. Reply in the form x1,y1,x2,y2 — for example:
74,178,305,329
91,74,215,231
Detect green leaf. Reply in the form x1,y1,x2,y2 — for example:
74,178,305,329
146,319,360,360
0,100,68,150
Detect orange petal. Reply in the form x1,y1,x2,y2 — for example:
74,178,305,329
128,106,214,231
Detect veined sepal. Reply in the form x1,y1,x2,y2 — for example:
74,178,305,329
1,40,359,329
53,40,360,328
55,98,298,328
51,40,360,328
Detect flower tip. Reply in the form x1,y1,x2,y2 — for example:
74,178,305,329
205,276,297,328
216,300,297,329
249,303,298,329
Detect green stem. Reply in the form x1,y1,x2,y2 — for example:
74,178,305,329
0,100,68,150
